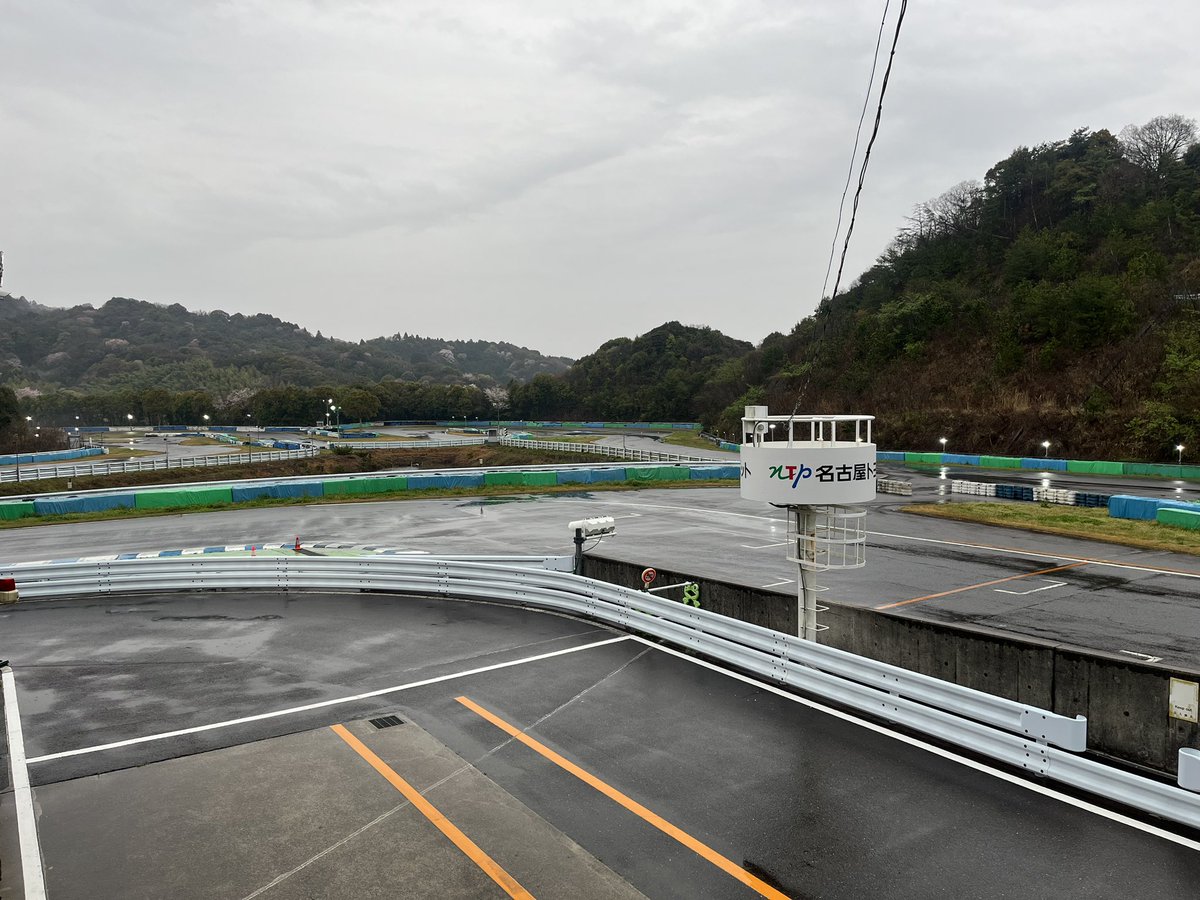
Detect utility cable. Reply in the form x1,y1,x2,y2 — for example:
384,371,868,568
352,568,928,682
821,0,891,302
827,0,908,304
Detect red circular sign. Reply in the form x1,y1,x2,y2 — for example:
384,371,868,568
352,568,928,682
641,567,657,585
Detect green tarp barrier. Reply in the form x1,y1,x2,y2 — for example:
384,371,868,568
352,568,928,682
0,501,37,520
1066,460,1126,475
134,486,234,509
322,477,408,496
521,471,558,486
1123,463,1178,477
1157,507,1200,530
979,456,1023,468
904,452,943,464
484,472,525,486
1181,466,1200,480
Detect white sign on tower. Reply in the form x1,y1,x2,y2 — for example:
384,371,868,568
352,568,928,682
739,406,877,640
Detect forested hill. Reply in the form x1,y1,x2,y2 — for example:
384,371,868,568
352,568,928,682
704,116,1200,460
0,295,571,393
508,322,752,422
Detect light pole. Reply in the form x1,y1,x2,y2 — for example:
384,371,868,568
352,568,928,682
939,437,948,453
326,398,334,429
1042,440,1051,458
15,415,31,480
202,413,210,433
1179,444,1186,464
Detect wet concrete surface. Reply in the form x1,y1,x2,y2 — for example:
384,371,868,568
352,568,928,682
4,591,1200,898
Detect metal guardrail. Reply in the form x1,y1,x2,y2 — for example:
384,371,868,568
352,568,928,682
8,553,1198,828
499,437,717,463
0,448,319,484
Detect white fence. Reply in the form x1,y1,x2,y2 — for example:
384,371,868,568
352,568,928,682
327,438,487,450
0,448,319,485
499,437,715,463
7,553,1200,829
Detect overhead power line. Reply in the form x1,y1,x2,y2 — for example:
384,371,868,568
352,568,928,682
827,0,908,305
821,0,891,302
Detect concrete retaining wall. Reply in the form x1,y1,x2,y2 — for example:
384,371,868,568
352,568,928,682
582,554,1200,775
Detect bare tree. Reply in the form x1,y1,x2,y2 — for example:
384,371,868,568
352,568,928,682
1119,114,1198,180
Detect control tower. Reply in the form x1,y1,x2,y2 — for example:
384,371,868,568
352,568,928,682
740,406,876,640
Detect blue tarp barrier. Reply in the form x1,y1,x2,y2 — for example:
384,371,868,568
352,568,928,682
942,454,982,465
1109,495,1198,520
32,493,136,515
556,470,592,484
231,485,273,502
265,427,304,433
689,465,741,479
876,451,905,461
266,481,323,499
272,440,303,450
0,446,106,466
210,426,239,432
1019,457,1068,471
407,474,486,490
585,468,627,482
1108,495,1159,520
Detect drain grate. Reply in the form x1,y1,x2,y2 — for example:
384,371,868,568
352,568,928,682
369,715,405,729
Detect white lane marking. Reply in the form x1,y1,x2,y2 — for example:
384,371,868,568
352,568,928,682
741,541,790,550
995,580,1068,596
28,635,633,764
868,529,1200,580
633,638,1200,853
1119,650,1164,664
2,667,48,900
761,580,795,588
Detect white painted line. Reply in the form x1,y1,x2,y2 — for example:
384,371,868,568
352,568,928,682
995,580,1067,596
28,635,633,764
741,541,790,550
2,667,49,900
1119,650,1164,664
761,579,795,588
868,529,1200,580
633,638,1200,853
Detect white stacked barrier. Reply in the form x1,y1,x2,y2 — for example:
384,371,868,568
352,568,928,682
951,480,997,497
877,478,913,496
1034,487,1077,505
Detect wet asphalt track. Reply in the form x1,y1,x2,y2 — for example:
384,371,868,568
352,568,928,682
3,472,1200,898
4,592,1200,899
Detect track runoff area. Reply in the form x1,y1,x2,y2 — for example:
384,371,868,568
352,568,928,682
3,581,1199,900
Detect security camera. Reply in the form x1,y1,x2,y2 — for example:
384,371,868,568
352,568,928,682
568,516,616,537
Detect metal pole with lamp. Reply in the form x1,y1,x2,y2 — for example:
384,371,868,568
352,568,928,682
1179,444,1186,464
1042,440,1051,458
15,415,31,481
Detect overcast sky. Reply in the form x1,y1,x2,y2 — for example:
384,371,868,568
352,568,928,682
2,1,1197,359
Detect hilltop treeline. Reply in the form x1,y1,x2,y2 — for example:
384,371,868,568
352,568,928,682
507,116,1200,459
0,295,571,393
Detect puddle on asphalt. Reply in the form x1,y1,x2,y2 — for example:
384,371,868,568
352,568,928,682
457,491,595,508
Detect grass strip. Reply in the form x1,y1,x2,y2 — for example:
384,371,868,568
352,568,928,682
904,502,1200,557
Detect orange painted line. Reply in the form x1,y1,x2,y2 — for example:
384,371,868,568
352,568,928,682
455,696,791,900
875,562,1088,610
329,723,534,900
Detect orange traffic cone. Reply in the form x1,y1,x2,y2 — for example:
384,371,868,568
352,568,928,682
294,536,301,552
